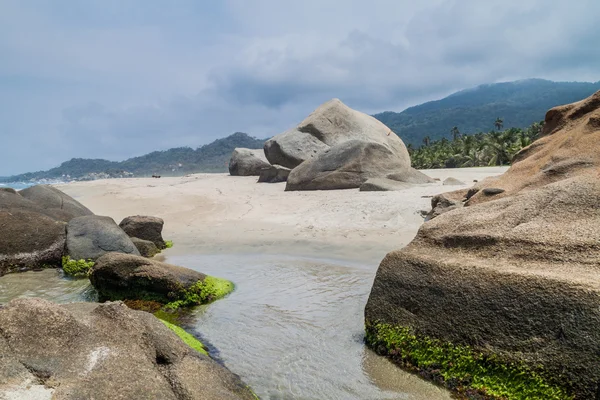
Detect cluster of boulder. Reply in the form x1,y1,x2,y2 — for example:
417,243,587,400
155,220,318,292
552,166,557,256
365,91,600,399
0,184,170,276
0,185,251,398
229,98,434,190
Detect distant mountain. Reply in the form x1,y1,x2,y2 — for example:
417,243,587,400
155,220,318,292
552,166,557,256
2,132,265,183
374,79,600,146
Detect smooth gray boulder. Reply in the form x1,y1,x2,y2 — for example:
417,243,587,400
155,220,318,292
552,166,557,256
67,215,140,261
443,177,466,186
359,178,411,192
264,129,329,169
264,98,409,170
258,164,291,183
229,148,271,176
0,298,256,399
119,215,166,249
19,185,93,222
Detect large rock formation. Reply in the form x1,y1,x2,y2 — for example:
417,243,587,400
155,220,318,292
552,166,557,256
67,215,140,261
0,186,88,275
89,253,233,306
19,185,94,222
0,298,256,399
365,91,600,399
0,209,66,276
264,99,429,190
229,148,271,176
119,215,166,249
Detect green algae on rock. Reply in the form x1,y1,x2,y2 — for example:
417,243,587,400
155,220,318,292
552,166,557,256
165,276,234,309
366,322,571,400
62,256,94,277
89,253,234,308
159,319,208,355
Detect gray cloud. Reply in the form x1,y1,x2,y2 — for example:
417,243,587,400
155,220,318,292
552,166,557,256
1,0,599,175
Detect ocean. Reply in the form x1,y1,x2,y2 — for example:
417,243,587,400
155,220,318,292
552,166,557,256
0,181,63,190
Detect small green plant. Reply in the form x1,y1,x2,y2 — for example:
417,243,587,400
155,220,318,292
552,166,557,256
164,240,174,248
159,319,208,355
165,276,234,309
365,322,571,400
62,256,94,277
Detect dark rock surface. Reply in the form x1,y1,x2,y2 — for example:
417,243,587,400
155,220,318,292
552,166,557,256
119,215,166,249
0,210,66,276
131,237,159,258
90,253,206,303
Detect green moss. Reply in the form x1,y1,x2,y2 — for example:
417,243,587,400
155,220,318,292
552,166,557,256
164,240,174,248
62,256,94,277
365,322,572,400
159,319,208,356
165,276,234,309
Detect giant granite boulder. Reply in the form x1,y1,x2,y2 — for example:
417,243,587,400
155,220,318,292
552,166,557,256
0,298,256,399
365,91,600,399
67,215,140,261
229,148,271,176
264,99,430,190
90,253,233,306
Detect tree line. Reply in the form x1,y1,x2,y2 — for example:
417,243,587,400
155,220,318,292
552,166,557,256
407,118,544,169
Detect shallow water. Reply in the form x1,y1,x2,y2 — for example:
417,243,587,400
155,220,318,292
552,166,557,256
0,256,451,400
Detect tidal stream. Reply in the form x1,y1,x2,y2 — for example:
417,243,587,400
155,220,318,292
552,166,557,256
0,254,451,400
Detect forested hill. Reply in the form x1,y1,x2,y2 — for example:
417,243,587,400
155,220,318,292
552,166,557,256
2,132,265,182
373,79,600,145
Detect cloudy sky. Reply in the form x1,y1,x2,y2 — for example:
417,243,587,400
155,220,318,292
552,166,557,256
1,0,599,175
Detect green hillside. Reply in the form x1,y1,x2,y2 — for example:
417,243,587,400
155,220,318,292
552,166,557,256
2,132,265,182
374,79,600,145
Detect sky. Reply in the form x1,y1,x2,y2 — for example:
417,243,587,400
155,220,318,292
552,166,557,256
1,0,600,175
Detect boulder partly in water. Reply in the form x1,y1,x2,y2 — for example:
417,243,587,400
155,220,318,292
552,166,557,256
90,253,233,307
365,91,600,399
0,298,256,399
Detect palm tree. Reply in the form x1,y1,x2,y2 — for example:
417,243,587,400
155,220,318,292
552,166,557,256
494,117,504,131
451,126,461,141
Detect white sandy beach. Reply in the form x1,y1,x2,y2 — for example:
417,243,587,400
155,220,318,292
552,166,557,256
56,167,508,264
